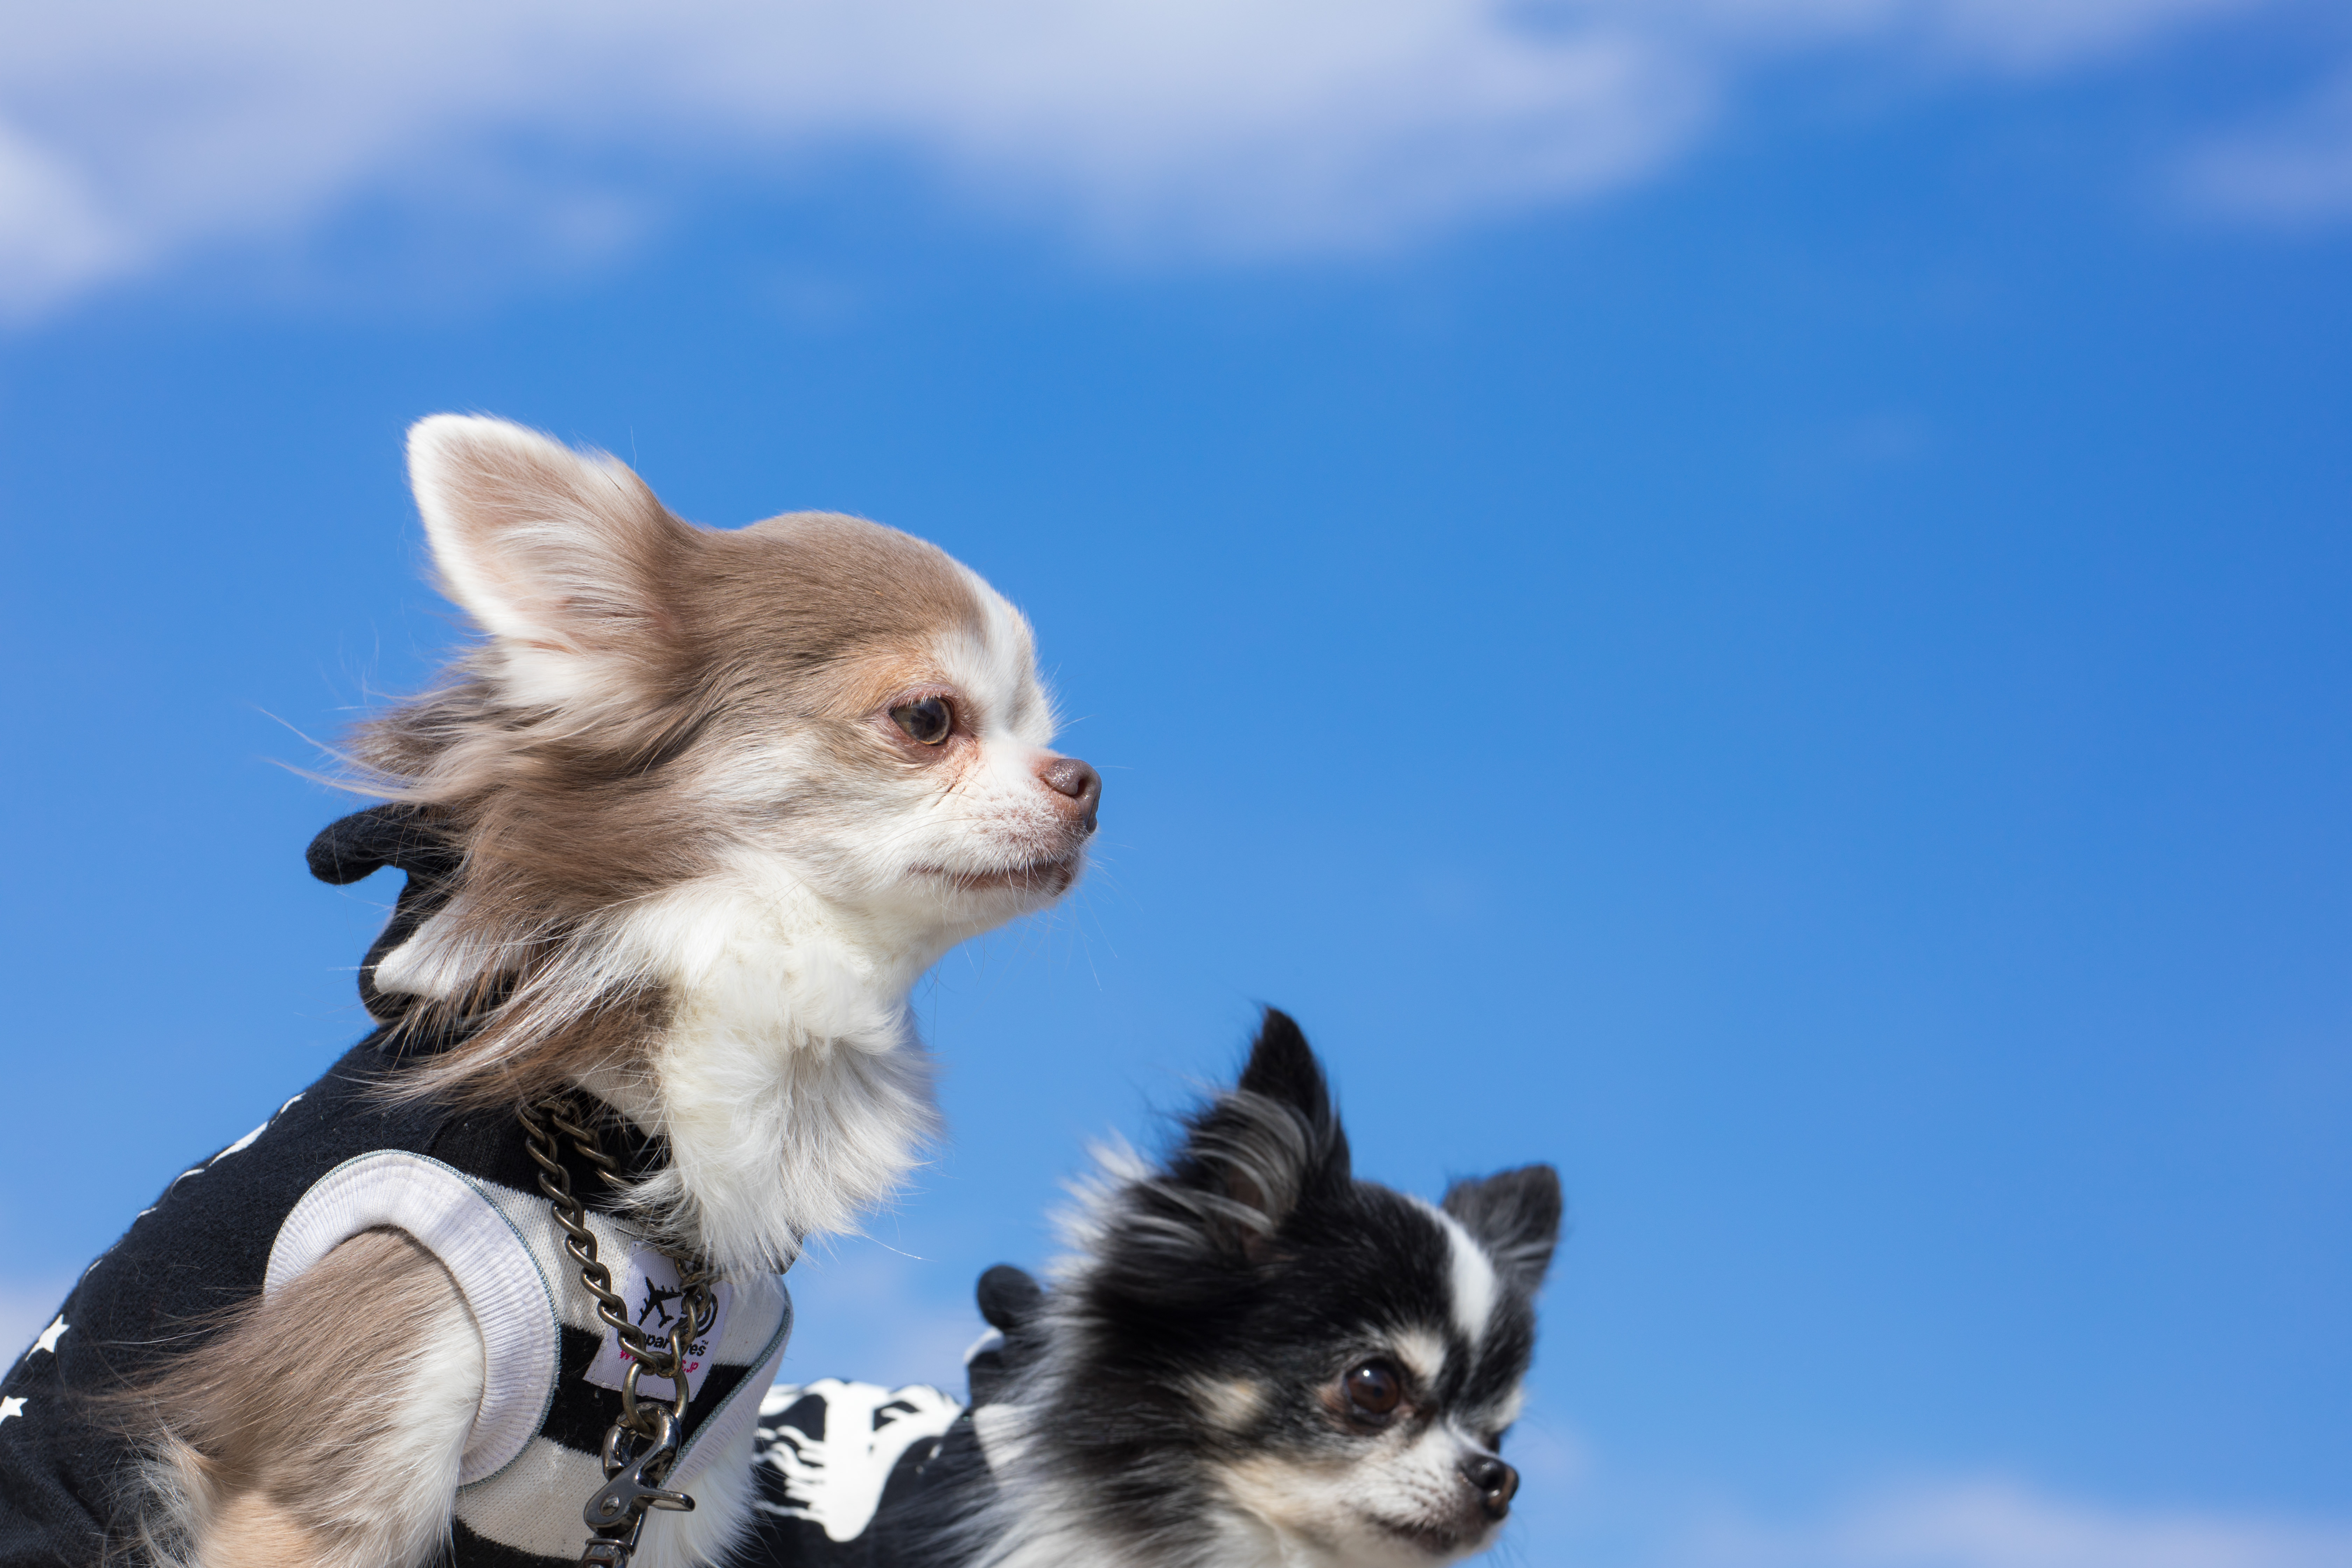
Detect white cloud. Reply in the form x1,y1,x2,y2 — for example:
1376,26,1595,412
1631,0,2261,70
0,123,134,317
0,0,2302,320
2182,68,2352,222
1901,0,2260,70
1688,1480,2352,1568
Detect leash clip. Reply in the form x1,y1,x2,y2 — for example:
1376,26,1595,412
578,1405,694,1567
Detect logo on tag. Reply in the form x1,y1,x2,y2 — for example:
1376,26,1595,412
584,1245,732,1404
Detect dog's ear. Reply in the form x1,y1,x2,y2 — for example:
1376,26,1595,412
1236,1008,1333,1132
975,1264,1044,1336
1174,1009,1352,1261
1441,1165,1563,1293
966,1264,1045,1405
407,414,692,707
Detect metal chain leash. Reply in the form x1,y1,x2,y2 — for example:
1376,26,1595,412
519,1098,721,1568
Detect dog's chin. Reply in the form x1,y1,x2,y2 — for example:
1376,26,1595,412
1240,1513,1489,1568
909,853,1082,903
1366,1513,1496,1566
1214,1456,1500,1568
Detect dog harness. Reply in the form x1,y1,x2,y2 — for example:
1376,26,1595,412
0,812,792,1567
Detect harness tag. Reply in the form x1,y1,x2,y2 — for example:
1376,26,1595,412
583,1243,733,1403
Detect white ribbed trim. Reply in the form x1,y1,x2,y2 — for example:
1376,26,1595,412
671,1286,793,1486
479,1176,646,1336
708,1271,791,1367
267,1151,559,1485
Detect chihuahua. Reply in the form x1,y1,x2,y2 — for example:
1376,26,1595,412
747,1010,1560,1568
0,415,1097,1568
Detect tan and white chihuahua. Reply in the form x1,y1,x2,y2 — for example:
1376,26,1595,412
0,416,1096,1568
367,415,1098,1266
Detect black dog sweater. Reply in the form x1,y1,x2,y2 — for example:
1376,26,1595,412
0,810,792,1567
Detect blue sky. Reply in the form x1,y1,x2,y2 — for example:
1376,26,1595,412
3,3,2349,1564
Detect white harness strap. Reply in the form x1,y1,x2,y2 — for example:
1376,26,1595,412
267,1150,560,1485
268,1148,794,1562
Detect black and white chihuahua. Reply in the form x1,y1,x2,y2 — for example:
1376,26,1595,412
746,1010,1562,1568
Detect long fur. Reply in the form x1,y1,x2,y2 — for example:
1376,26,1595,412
134,415,1097,1566
343,418,1094,1269
941,1012,1561,1568
126,1229,479,1568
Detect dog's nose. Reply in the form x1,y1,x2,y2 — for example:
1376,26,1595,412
1460,1454,1518,1520
1038,756,1100,833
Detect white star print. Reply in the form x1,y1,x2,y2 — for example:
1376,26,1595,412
31,1316,66,1356
0,1396,24,1424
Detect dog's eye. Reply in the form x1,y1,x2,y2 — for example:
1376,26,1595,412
890,697,953,746
1343,1360,1403,1421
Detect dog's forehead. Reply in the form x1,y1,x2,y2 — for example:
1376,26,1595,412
1286,1187,1535,1408
706,510,987,651
692,511,1046,727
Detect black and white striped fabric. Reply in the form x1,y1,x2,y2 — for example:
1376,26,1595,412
741,1380,987,1568
0,1037,791,1568
399,1139,793,1563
